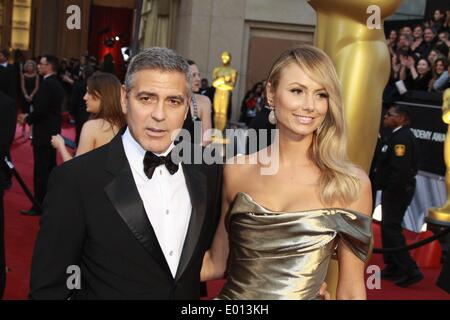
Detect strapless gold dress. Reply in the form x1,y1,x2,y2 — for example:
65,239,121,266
217,192,372,300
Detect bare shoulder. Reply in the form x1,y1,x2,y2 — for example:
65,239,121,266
196,94,212,114
223,154,258,200
348,167,372,217
355,167,371,188
80,119,99,134
196,94,211,105
83,119,103,130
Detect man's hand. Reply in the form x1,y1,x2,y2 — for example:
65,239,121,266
319,282,331,300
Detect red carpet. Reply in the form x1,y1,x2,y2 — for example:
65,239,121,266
3,122,449,300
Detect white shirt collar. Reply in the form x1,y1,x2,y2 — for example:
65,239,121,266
122,128,175,180
393,125,403,133
44,73,55,79
0,62,7,67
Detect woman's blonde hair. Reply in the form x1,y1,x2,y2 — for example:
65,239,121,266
24,60,37,73
266,45,361,206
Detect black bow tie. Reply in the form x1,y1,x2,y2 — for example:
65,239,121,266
143,150,179,179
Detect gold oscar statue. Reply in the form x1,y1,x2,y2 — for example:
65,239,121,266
428,88,450,227
308,0,402,299
212,51,238,133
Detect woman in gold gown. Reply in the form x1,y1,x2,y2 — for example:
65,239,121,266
201,45,373,300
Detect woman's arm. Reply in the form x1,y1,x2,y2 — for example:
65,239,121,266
198,95,212,146
408,58,418,80
31,75,40,98
336,170,372,300
20,73,27,98
200,165,233,282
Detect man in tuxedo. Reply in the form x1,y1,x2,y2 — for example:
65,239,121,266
19,55,65,216
0,91,17,298
0,49,16,99
29,47,222,299
0,49,17,190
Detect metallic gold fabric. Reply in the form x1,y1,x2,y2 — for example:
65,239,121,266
217,192,372,300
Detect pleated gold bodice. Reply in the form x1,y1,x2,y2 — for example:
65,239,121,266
217,192,372,300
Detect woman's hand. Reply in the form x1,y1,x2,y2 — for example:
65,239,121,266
406,56,415,69
319,282,331,300
51,134,65,150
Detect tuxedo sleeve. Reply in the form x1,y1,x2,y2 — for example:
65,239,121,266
26,81,50,125
29,164,86,300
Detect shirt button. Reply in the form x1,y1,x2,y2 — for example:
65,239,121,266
166,209,169,215
169,251,174,256
159,170,163,175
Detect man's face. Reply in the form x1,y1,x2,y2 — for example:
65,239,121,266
37,57,51,76
383,107,401,129
121,69,189,154
0,53,7,64
424,29,435,42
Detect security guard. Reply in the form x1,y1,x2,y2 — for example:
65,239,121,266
372,104,423,287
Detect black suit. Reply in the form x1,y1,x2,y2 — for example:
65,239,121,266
0,92,17,298
30,132,223,299
0,63,17,99
372,126,419,273
26,74,64,208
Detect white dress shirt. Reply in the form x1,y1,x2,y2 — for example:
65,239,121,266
122,128,192,278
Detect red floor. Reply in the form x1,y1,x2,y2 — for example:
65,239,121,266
3,122,449,300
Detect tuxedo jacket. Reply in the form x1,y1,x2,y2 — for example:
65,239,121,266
29,132,223,299
0,91,15,298
0,92,16,163
0,64,16,99
26,74,65,147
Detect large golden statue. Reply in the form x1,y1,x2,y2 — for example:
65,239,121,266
428,88,450,226
212,51,237,132
308,0,402,299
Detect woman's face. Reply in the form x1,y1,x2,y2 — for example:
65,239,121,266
84,88,101,113
25,64,34,73
434,10,444,21
389,30,397,41
267,63,328,138
255,84,263,95
439,32,448,42
435,60,446,75
417,59,430,75
402,27,412,37
189,64,201,93
428,51,438,64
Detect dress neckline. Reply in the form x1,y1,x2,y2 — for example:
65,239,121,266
235,191,366,218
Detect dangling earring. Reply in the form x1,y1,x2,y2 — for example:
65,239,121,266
268,107,277,125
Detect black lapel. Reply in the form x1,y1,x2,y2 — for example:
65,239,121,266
175,162,207,281
104,131,172,276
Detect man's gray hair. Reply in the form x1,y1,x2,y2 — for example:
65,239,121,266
124,47,192,96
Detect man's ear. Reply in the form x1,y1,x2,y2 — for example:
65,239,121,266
120,85,128,114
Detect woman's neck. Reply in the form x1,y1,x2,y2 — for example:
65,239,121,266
274,127,314,167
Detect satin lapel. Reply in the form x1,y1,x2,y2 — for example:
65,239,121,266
104,133,172,276
175,163,207,281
